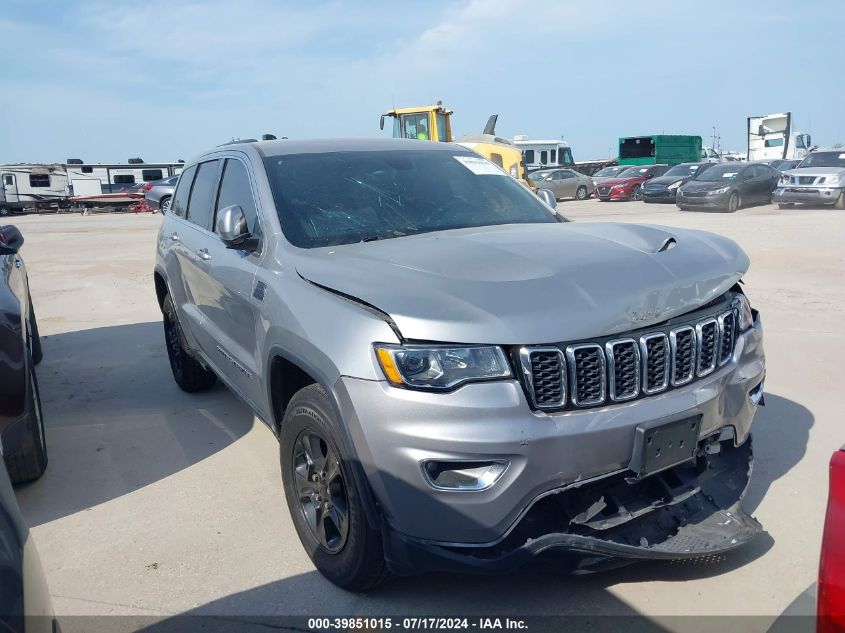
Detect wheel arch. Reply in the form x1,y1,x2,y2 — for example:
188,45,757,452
153,266,168,311
265,345,383,530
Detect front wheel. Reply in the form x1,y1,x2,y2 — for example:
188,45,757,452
835,191,845,210
575,185,588,200
631,185,642,201
280,384,387,591
726,192,740,213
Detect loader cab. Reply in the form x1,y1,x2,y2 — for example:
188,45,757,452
380,103,453,142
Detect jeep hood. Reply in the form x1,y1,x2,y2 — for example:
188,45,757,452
294,222,749,345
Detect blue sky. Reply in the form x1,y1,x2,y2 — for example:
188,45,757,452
0,0,841,163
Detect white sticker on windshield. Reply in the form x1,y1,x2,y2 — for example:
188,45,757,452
690,165,700,170
723,172,736,178
840,153,845,159
453,156,507,176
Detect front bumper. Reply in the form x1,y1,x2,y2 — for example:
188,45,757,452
642,188,676,202
337,316,765,557
677,192,730,209
772,186,843,205
597,188,633,201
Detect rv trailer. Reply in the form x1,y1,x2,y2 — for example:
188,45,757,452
0,164,68,214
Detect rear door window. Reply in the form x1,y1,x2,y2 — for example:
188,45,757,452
215,159,259,234
186,160,222,230
169,165,196,217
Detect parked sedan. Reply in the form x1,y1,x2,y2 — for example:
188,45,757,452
527,168,594,200
594,164,671,201
0,225,47,484
818,445,845,633
642,162,714,203
591,165,629,187
144,175,179,213
676,162,780,212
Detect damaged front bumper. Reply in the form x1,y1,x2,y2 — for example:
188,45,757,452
384,433,760,575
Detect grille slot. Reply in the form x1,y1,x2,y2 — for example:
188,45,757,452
566,344,606,406
696,318,718,376
669,326,696,386
640,333,670,394
519,347,565,409
718,310,737,365
605,339,640,402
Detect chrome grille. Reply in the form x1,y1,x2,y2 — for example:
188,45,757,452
606,339,639,401
519,348,565,409
566,344,606,406
696,318,718,376
717,310,736,365
640,333,669,394
597,186,610,196
519,302,743,410
669,326,696,386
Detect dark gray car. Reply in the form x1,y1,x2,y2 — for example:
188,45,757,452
155,138,766,591
144,175,178,212
677,162,780,212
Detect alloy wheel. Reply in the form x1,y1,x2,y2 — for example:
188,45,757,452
292,430,349,553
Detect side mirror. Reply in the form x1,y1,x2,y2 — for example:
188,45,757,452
536,188,557,209
215,205,256,250
0,225,24,255
379,115,385,131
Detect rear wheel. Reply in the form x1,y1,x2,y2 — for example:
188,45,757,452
575,185,588,200
162,293,216,392
281,384,387,591
159,196,172,214
4,350,48,484
726,192,740,213
631,185,642,201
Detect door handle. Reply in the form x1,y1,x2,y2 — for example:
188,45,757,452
196,248,211,261
169,232,180,242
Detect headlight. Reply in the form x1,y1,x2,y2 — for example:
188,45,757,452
779,175,790,184
825,174,840,185
733,293,754,331
611,183,628,190
374,344,512,390
667,180,683,191
709,186,730,195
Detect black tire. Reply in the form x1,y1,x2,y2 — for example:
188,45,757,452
280,384,387,592
159,196,172,214
835,192,845,210
677,204,688,211
5,350,48,484
631,185,642,201
575,185,588,200
778,203,794,209
162,293,216,392
28,296,43,365
726,192,740,213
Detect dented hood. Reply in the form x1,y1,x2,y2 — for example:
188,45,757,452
294,222,749,344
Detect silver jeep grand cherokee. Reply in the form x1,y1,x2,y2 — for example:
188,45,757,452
154,138,766,591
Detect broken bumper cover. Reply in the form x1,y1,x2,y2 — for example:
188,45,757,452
384,436,760,575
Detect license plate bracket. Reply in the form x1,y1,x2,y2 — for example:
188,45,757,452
629,415,702,479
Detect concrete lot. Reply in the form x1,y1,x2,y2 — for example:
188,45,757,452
9,199,845,628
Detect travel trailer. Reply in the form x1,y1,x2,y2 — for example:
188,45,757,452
0,159,184,212
512,136,575,171
747,112,813,162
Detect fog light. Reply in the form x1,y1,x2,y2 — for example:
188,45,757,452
422,460,508,491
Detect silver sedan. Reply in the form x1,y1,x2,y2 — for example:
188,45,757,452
144,175,179,213
528,168,594,200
